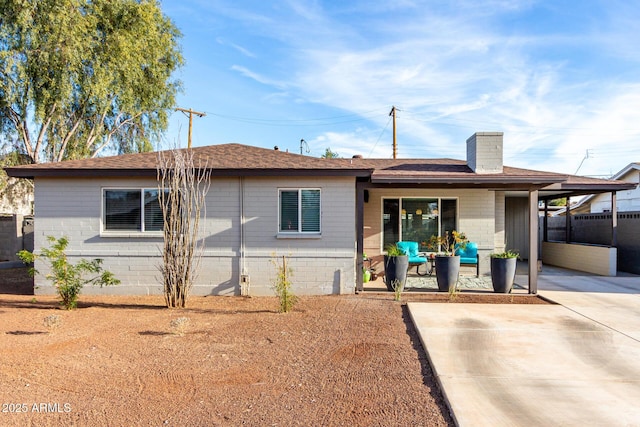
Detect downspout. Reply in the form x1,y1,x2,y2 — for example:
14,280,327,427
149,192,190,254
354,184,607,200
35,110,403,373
239,177,250,296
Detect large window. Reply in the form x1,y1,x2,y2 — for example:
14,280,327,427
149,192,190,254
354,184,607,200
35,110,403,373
383,198,457,251
103,189,168,233
279,189,321,233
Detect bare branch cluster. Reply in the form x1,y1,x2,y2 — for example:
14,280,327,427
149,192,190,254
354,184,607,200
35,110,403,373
157,149,211,308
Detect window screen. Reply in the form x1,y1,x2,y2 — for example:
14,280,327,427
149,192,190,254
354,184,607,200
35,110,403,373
104,190,141,230
279,189,320,233
103,188,167,232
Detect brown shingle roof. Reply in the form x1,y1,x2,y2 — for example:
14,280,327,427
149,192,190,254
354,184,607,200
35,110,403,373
4,143,636,193
5,144,372,178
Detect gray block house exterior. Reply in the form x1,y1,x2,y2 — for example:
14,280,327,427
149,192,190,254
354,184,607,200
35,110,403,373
6,132,636,296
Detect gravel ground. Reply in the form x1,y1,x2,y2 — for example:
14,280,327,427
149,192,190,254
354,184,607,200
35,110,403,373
0,268,547,426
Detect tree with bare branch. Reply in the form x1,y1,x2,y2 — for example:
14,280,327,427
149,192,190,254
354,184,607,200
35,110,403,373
156,149,211,308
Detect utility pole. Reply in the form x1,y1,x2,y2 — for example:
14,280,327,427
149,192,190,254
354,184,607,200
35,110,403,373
175,107,206,148
389,106,398,159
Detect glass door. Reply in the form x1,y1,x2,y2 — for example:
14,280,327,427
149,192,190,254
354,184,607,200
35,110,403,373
382,199,399,250
382,197,458,252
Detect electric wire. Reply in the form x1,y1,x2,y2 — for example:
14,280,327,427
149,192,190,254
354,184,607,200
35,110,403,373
368,115,392,158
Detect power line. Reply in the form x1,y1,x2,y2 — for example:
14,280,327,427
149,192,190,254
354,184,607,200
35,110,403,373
203,108,388,127
368,115,392,158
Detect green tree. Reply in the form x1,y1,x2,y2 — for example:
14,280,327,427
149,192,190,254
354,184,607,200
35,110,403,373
321,147,339,158
548,198,567,206
18,236,120,310
0,148,33,211
0,0,183,164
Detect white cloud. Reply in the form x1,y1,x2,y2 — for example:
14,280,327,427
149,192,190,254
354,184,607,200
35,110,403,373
169,1,640,177
230,65,288,90
216,37,256,58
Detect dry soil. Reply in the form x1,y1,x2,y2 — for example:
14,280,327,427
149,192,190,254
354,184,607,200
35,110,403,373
0,268,546,426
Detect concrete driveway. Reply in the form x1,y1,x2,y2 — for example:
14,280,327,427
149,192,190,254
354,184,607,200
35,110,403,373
408,271,640,426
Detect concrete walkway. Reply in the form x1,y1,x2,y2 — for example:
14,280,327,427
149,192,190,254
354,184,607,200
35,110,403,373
408,269,640,426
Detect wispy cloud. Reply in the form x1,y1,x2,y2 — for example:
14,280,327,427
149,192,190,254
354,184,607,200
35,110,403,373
168,0,640,176
230,65,288,90
216,37,256,58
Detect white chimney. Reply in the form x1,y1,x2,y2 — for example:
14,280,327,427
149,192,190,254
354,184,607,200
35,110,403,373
466,132,503,174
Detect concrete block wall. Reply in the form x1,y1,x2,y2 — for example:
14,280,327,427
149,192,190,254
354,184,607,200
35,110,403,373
494,192,506,254
542,241,617,276
32,175,356,297
241,176,356,296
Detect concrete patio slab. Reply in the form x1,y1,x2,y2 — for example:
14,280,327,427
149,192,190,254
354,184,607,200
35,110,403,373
539,291,640,341
408,302,640,426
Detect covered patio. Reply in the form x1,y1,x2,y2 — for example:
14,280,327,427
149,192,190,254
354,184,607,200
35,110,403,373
353,133,636,295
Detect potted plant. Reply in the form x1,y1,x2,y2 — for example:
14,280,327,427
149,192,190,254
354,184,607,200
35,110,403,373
428,231,468,292
383,244,409,292
490,251,519,293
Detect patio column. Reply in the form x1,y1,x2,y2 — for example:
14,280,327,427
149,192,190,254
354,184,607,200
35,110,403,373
611,192,618,247
565,196,571,243
355,181,366,292
528,189,539,294
543,199,548,242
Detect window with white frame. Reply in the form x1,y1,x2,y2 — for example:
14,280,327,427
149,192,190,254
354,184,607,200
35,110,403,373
103,188,168,233
279,189,321,233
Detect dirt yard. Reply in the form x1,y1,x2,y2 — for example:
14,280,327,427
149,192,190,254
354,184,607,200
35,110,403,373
0,268,547,426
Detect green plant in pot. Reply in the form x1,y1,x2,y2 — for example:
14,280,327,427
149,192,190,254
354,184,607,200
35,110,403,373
490,250,519,293
383,243,409,292
428,231,468,292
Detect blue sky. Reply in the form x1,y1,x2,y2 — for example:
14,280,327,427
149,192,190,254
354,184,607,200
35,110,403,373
161,0,640,177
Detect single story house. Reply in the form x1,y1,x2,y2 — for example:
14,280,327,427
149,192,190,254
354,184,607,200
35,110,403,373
6,132,636,296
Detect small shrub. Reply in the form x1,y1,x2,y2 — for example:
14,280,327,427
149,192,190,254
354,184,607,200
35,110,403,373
489,250,520,259
18,236,120,310
169,317,191,335
427,230,468,256
448,284,459,302
43,314,61,330
392,278,404,302
385,244,403,257
271,255,297,313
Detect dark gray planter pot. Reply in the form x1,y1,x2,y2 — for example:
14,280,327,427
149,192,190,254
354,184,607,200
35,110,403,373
491,257,517,293
435,255,460,292
384,255,409,291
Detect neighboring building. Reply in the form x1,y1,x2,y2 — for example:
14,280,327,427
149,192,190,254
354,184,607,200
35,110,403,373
552,163,640,215
5,132,635,296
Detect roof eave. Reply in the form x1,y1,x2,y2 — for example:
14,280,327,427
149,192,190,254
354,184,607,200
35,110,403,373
5,167,373,179
544,182,637,192
370,176,567,186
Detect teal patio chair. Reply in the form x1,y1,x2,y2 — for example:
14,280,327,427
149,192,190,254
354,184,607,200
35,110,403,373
455,242,479,276
397,241,429,276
